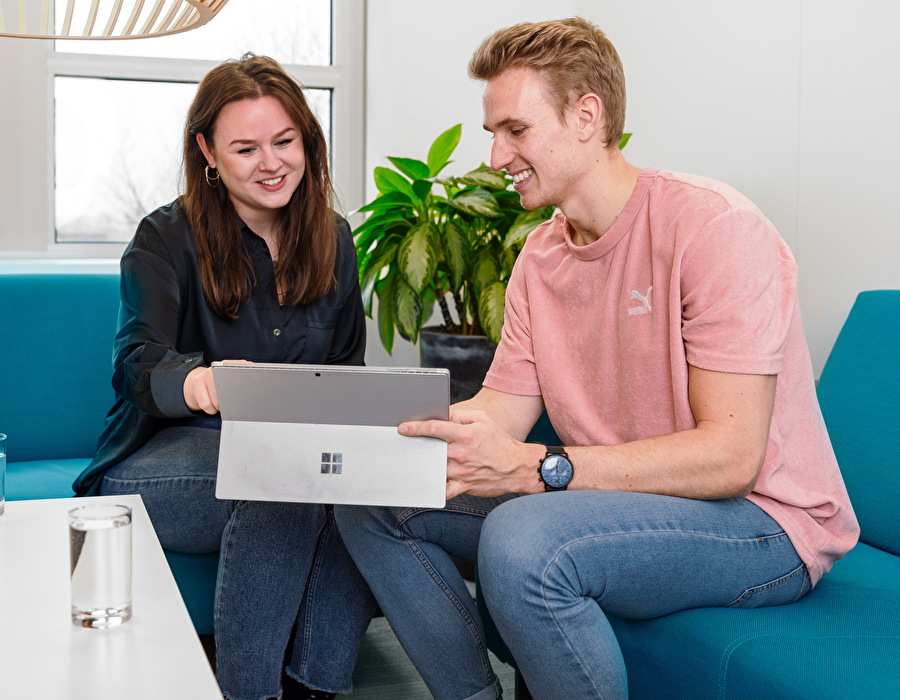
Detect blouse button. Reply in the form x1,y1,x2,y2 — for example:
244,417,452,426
273,328,282,337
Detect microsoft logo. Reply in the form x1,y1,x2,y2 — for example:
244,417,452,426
320,452,343,474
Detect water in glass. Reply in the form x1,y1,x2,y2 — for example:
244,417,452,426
69,504,133,628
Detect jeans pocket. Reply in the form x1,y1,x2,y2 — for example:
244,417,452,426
726,562,811,609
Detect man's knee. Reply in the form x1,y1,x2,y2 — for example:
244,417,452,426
478,498,549,601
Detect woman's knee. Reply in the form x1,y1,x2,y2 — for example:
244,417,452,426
223,501,329,554
333,504,395,539
101,472,226,552
98,426,228,552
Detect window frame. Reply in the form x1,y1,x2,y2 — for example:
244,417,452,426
35,0,365,258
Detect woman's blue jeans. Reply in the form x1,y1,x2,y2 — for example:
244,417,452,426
100,424,377,700
334,491,809,700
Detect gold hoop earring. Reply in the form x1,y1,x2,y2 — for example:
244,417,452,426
205,165,220,188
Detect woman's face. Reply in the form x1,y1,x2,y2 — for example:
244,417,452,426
197,95,306,228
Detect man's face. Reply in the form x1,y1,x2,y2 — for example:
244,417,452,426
483,67,579,211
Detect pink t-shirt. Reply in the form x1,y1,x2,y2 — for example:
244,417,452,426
484,169,859,584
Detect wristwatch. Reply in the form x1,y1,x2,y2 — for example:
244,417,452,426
538,446,574,491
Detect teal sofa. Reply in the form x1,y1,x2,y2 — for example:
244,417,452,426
0,266,218,635
481,290,900,699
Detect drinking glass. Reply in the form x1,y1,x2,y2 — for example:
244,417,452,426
68,503,133,628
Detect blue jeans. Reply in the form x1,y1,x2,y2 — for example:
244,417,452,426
335,491,809,700
100,424,377,700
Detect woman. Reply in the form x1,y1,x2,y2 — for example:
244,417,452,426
74,54,376,700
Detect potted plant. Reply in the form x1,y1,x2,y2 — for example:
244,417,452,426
353,124,630,400
353,124,553,398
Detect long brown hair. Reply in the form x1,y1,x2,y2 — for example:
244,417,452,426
468,18,626,148
182,53,337,319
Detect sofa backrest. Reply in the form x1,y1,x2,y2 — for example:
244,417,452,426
0,271,120,462
816,290,900,555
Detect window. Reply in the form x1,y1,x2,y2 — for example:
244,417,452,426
41,0,363,252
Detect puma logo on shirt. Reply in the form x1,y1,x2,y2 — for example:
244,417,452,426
629,286,653,316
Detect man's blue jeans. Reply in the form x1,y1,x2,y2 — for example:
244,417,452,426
335,491,809,700
100,424,377,700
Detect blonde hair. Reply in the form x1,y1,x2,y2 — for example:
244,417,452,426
469,17,626,148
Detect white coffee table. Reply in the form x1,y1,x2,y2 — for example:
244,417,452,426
0,494,223,699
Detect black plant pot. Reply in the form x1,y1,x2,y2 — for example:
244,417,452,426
418,326,497,403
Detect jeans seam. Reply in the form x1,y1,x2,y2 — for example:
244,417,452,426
103,474,217,489
404,538,497,684
295,508,332,686
725,561,809,607
394,502,500,528
215,505,238,695
540,537,615,700
392,516,498,688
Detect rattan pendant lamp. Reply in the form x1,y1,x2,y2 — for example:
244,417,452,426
0,0,229,40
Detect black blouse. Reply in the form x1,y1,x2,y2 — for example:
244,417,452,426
74,200,365,495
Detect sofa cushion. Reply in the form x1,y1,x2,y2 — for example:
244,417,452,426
607,543,900,699
816,290,900,555
0,272,119,463
5,458,88,500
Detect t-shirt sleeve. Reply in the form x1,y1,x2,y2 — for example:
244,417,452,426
680,207,798,375
483,253,543,396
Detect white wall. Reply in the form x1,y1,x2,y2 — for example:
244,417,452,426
363,0,900,374
2,2,898,374
0,39,51,251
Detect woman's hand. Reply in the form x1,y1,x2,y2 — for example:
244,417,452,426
183,366,219,414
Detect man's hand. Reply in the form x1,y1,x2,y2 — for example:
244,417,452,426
400,407,544,500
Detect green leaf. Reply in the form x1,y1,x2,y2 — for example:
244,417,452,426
374,167,417,200
456,166,509,190
356,191,413,214
375,272,398,354
398,222,440,293
388,157,431,181
501,246,521,275
427,124,462,177
478,281,507,344
619,132,632,150
354,217,410,259
449,187,503,218
394,278,424,343
493,189,525,210
503,208,554,248
442,221,468,292
354,208,411,239
419,286,439,327
412,179,434,202
472,251,501,293
360,264,379,316
358,243,398,315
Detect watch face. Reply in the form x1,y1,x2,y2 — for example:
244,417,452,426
541,454,573,488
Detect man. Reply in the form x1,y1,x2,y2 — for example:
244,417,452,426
335,18,858,700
